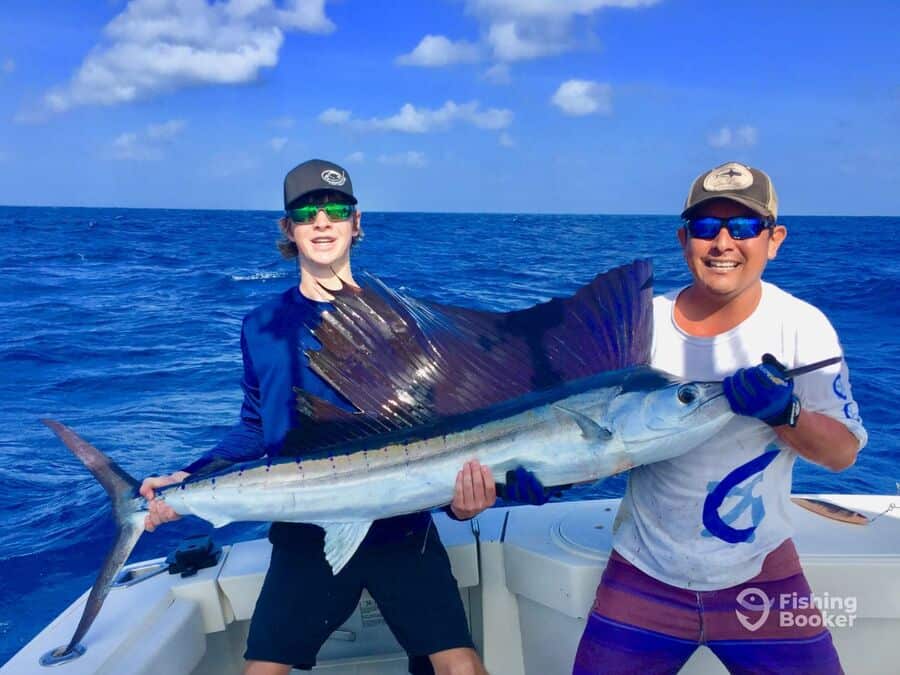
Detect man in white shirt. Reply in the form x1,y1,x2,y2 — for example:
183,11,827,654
573,162,865,674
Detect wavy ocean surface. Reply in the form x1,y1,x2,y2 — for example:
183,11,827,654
1,207,898,664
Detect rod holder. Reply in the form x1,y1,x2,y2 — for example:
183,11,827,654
40,644,85,667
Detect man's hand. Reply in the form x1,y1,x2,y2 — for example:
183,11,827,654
140,471,190,532
723,353,797,427
450,460,497,520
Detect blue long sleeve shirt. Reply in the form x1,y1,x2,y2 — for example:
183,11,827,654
184,286,350,471
182,286,432,540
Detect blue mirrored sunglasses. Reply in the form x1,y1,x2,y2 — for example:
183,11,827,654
684,216,773,240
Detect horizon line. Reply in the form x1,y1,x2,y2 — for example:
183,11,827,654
1,204,896,219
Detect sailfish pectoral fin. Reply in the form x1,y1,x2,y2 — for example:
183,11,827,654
553,405,613,441
316,521,374,575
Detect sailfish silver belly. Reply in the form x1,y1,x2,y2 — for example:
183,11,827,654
157,370,733,573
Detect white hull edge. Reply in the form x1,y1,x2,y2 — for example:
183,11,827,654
3,494,899,675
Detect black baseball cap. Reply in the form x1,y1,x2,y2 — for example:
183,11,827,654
681,161,778,220
283,159,356,210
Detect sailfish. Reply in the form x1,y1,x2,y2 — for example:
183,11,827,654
44,260,742,658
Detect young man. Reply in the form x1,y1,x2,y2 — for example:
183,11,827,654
141,159,493,675
574,162,866,674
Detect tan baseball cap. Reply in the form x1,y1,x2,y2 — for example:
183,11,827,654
681,161,778,220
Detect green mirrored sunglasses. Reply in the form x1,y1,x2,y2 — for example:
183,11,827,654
288,203,355,224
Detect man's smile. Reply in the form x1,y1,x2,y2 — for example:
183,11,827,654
703,259,741,270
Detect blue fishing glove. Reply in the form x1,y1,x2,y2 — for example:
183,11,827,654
497,466,553,505
723,353,800,427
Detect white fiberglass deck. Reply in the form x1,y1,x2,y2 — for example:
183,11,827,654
3,495,899,675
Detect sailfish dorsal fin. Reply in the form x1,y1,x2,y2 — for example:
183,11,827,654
284,260,652,454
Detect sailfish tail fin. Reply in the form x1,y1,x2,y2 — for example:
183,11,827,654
42,419,145,657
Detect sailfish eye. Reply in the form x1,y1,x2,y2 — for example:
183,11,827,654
677,385,698,405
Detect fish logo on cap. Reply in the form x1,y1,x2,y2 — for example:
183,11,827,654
703,162,753,192
321,169,347,186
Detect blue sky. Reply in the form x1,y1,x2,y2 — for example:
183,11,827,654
0,0,897,214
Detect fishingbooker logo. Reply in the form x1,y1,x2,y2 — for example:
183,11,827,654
735,587,772,632
736,587,857,632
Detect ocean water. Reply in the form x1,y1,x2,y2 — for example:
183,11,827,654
1,207,898,664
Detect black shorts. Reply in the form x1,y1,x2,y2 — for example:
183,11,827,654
244,517,475,673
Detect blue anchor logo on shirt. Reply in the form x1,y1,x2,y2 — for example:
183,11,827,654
702,449,780,544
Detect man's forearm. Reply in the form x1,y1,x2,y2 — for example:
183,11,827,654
774,410,860,472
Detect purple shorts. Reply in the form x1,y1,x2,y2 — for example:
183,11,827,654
573,539,844,674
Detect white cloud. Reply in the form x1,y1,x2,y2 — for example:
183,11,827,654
735,125,758,146
319,107,352,125
551,79,612,116
482,63,511,85
110,132,157,161
211,151,260,177
269,115,295,129
708,125,758,148
708,128,732,148
499,131,515,148
107,118,187,160
400,0,659,66
345,151,365,163
275,0,334,30
487,20,569,62
378,151,427,168
2,59,14,74
269,136,288,152
319,100,512,134
468,0,658,18
396,35,481,67
146,119,187,140
30,0,334,117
